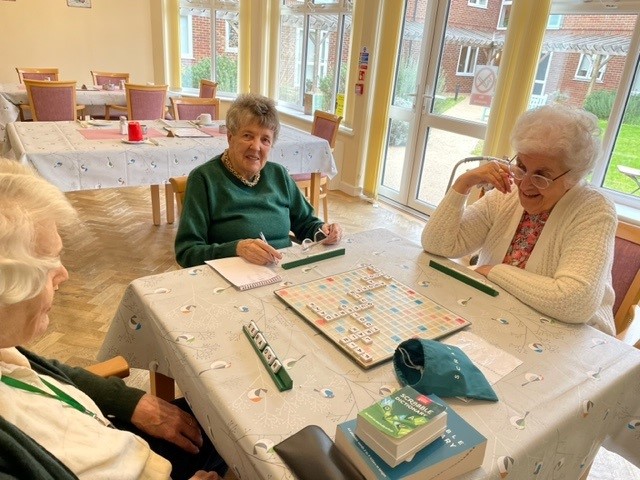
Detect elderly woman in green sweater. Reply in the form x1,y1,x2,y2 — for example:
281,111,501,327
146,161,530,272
422,104,617,335
175,93,343,268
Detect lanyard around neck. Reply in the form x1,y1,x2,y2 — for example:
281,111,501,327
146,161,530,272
0,374,110,426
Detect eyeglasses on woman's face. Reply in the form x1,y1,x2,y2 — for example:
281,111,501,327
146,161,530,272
508,155,570,190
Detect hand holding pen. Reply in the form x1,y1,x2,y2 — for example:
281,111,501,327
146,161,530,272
236,233,282,265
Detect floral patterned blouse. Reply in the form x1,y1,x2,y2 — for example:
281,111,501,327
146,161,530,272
503,211,550,269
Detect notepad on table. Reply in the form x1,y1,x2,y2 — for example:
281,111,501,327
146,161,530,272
165,127,212,138
206,257,282,291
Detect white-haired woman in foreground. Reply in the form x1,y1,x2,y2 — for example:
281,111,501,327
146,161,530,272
422,104,617,335
0,159,224,479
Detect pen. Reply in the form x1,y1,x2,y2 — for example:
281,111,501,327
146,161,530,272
428,260,499,297
281,248,346,270
259,232,276,263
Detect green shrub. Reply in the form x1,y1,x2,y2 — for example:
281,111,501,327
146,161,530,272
584,90,640,125
181,57,237,93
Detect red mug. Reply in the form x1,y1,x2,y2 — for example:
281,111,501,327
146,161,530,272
128,121,143,142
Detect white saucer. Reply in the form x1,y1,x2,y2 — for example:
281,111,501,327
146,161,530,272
87,120,110,127
196,121,215,127
121,139,147,145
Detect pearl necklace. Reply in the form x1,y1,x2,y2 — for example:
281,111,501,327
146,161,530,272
221,149,260,187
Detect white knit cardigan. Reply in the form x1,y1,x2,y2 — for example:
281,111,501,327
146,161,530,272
422,182,616,335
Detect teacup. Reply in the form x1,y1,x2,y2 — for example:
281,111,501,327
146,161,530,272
128,121,144,142
197,113,212,125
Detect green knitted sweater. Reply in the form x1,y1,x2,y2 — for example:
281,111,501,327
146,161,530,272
175,155,324,268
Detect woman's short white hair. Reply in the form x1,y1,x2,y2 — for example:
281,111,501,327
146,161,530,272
0,159,78,306
510,103,601,181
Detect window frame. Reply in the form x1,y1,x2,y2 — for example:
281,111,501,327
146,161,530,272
468,0,488,8
456,46,479,76
277,0,352,114
497,0,512,30
180,14,194,60
574,53,608,82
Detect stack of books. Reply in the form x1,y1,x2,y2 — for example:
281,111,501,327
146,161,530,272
355,386,448,467
336,388,487,479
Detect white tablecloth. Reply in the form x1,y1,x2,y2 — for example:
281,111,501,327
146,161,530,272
98,228,640,480
3,120,337,191
0,83,180,143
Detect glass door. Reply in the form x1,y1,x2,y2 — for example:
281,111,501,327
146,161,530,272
379,0,491,215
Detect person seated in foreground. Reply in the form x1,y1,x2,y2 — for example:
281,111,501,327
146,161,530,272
175,93,342,268
0,159,224,480
422,104,617,335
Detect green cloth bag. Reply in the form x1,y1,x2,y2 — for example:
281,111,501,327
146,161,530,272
393,338,498,402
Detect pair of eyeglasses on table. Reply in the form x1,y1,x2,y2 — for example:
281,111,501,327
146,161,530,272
301,229,328,252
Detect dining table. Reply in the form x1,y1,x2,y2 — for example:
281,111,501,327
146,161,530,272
97,228,640,480
0,83,180,144
3,119,337,224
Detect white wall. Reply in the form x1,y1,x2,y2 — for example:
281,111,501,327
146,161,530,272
0,0,158,86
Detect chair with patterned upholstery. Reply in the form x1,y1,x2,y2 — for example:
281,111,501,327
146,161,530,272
24,79,85,121
199,79,218,98
91,70,130,88
612,220,640,348
290,110,342,222
16,68,60,121
113,84,170,225
171,97,220,121
91,71,130,119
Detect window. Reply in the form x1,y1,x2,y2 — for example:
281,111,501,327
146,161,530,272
180,15,193,59
278,0,353,114
225,19,238,53
575,53,608,82
179,0,239,96
468,0,488,8
547,14,562,29
457,46,479,75
497,0,511,29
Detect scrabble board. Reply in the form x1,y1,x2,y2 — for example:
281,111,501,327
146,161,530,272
274,265,471,369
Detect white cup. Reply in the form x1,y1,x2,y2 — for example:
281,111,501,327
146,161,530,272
197,113,212,125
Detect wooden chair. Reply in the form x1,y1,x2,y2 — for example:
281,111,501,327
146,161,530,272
169,176,188,217
91,70,130,87
171,97,220,121
92,71,130,119
24,79,85,121
16,68,60,121
85,355,130,378
291,110,342,222
199,79,218,98
16,67,59,83
612,220,640,348
105,83,167,121
109,83,169,225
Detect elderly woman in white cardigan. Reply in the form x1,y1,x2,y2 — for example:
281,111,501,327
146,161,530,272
422,104,617,335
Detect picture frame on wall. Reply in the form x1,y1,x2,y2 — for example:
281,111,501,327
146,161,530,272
67,0,91,7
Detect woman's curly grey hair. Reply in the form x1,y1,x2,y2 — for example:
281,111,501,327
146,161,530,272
225,93,280,143
510,103,602,182
0,159,77,306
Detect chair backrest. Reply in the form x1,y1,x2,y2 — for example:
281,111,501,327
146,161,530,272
199,79,218,98
125,83,168,120
612,220,640,337
91,70,130,86
24,79,77,121
171,97,220,121
16,67,59,83
169,176,188,216
311,110,343,149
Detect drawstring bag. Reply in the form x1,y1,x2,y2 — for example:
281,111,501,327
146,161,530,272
393,338,498,402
